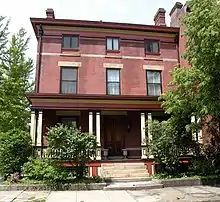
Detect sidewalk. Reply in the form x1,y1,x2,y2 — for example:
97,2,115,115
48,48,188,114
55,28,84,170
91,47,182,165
1,186,220,202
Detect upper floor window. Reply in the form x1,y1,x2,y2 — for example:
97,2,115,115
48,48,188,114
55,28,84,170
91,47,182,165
147,71,162,96
61,67,77,94
106,69,120,95
145,40,160,54
62,36,79,49
106,38,119,51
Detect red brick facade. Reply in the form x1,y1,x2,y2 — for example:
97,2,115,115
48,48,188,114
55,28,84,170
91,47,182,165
27,3,189,176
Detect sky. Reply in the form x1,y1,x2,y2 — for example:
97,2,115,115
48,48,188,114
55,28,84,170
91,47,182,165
0,0,185,62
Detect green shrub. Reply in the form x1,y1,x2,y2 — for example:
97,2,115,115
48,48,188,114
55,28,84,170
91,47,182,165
47,123,97,178
0,129,32,179
23,158,69,183
189,159,220,176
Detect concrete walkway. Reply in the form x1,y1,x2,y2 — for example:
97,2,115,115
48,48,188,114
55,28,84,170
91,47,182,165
1,186,220,202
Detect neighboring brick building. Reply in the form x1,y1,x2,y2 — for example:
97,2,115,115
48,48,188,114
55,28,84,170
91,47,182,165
26,2,192,177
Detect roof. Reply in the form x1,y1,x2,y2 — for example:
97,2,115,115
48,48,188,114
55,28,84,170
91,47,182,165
30,17,180,38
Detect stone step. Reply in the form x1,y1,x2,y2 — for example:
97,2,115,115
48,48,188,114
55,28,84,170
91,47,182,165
111,177,152,183
102,163,145,167
101,168,147,173
102,165,146,170
104,181,163,190
102,172,149,178
101,170,148,175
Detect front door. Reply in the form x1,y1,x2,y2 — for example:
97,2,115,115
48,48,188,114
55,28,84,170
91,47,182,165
104,116,125,156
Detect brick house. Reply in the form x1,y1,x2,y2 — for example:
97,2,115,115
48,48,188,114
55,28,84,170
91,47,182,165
26,2,194,177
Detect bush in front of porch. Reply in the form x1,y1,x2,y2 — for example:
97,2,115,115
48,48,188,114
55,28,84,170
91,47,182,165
23,123,100,184
46,123,97,179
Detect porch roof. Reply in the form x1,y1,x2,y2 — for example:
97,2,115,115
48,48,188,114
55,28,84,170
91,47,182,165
26,93,162,111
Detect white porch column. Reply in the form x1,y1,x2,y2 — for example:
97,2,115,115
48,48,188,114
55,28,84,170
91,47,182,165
191,116,197,141
30,110,36,146
141,112,147,159
147,112,153,159
197,118,203,143
96,112,101,160
89,112,93,134
37,110,43,147
147,113,152,142
36,110,43,158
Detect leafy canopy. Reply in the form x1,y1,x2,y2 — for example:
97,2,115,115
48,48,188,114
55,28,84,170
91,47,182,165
0,28,33,132
150,0,220,172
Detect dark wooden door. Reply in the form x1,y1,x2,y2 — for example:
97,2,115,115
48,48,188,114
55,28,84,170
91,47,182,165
104,116,125,156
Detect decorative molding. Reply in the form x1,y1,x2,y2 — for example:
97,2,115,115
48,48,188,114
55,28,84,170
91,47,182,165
55,110,81,116
58,61,82,67
143,65,164,70
103,63,123,69
39,52,178,62
43,25,177,38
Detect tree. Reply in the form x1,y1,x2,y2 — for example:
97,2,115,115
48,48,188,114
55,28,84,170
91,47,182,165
0,28,33,132
0,16,9,60
0,129,32,179
47,124,97,178
161,0,220,168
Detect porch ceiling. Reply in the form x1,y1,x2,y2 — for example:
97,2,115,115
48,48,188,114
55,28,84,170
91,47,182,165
26,93,162,110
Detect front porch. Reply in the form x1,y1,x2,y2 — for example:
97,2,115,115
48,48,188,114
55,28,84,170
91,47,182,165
27,93,165,176
30,109,167,160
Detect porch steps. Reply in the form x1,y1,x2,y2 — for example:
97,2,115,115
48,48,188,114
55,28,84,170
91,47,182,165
101,162,150,181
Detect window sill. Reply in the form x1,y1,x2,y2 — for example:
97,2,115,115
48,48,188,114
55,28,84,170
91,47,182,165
106,94,121,96
145,52,161,56
106,50,120,53
62,48,79,51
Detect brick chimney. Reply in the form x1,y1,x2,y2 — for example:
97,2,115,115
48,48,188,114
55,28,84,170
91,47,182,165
169,2,183,27
154,8,166,26
46,8,55,19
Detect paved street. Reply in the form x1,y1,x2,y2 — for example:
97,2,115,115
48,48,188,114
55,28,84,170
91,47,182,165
1,186,220,202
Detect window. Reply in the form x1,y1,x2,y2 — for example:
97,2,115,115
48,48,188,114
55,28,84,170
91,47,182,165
106,38,119,51
60,117,77,128
61,67,77,94
106,69,120,95
145,40,160,53
62,36,79,49
147,71,162,96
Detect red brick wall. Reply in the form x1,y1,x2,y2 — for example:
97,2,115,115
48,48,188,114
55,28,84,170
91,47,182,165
38,29,179,95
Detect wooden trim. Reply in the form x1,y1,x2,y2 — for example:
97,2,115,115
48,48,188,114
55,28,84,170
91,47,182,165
60,67,78,94
31,18,179,38
26,93,159,101
146,70,162,96
106,68,121,96
144,39,160,55
62,34,79,49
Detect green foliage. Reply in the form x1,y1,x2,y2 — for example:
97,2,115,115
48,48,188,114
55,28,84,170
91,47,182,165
157,0,220,174
47,123,97,178
0,28,33,132
148,119,199,174
0,129,32,178
23,158,69,183
0,16,9,60
189,159,220,176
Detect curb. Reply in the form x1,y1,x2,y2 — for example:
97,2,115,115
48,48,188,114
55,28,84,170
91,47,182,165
0,183,107,191
153,178,220,187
